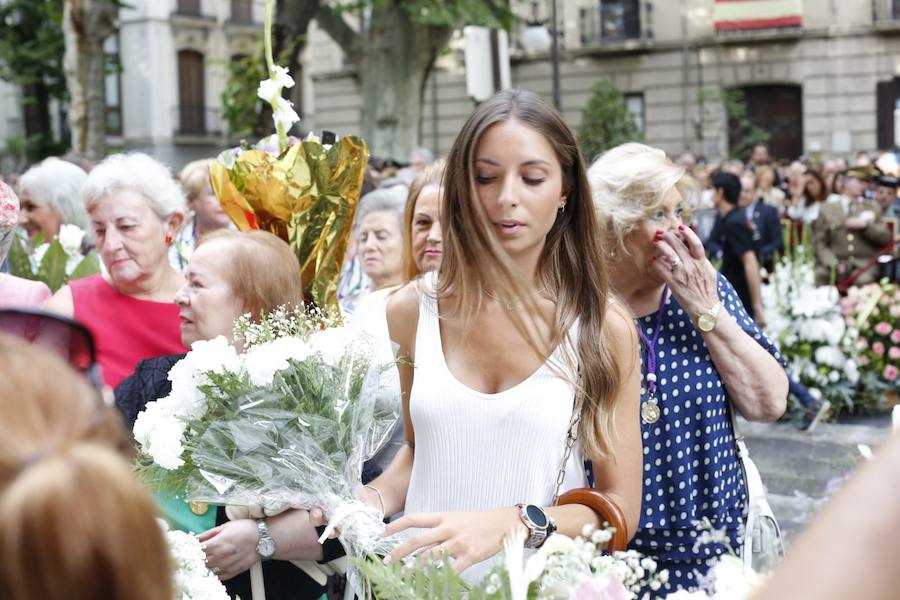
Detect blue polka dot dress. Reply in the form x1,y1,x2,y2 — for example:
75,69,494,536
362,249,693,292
628,274,784,596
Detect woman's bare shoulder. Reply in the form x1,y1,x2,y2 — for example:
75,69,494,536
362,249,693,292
386,281,421,349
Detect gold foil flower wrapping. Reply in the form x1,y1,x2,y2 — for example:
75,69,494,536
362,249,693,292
210,136,369,312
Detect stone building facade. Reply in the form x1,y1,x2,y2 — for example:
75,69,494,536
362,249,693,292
304,0,900,161
113,0,265,167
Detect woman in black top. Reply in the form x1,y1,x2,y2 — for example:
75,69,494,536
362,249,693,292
116,230,346,600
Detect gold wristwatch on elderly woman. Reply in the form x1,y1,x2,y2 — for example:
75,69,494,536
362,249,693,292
697,301,722,333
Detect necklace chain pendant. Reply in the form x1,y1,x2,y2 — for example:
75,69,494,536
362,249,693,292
641,398,660,424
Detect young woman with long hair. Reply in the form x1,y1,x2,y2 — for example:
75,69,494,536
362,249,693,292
349,89,643,580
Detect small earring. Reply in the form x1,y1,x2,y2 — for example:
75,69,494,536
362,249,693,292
558,203,566,213
165,235,173,245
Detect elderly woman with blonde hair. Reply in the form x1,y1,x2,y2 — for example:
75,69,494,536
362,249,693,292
44,153,188,387
170,158,234,270
588,142,787,594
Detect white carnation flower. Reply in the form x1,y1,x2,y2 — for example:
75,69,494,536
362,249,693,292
813,346,845,369
184,336,242,376
133,403,187,470
309,327,354,368
242,336,312,387
166,337,242,415
707,554,758,599
166,528,229,600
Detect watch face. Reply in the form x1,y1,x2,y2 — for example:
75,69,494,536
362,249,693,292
698,313,714,332
526,504,548,528
258,538,276,558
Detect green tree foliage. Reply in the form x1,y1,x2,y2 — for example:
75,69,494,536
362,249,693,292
221,0,511,156
221,48,270,140
722,88,770,161
0,0,69,160
577,79,642,163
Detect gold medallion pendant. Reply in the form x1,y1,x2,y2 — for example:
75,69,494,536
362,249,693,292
189,501,209,516
641,399,660,425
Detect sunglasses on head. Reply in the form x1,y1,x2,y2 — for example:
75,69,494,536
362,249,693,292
0,308,104,396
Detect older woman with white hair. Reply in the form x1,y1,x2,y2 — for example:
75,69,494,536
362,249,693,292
17,156,91,245
43,153,187,387
352,186,408,297
588,143,788,594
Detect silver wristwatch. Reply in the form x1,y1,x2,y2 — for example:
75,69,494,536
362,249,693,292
516,503,557,549
256,519,276,560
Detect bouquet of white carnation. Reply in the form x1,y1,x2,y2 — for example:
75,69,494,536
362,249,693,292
134,305,401,595
162,521,230,600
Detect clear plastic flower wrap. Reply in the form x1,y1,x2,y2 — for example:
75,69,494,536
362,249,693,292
133,306,401,595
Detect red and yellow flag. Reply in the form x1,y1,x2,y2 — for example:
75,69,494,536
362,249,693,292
714,0,803,31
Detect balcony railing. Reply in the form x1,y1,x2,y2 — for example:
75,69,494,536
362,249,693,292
873,0,900,22
578,0,652,48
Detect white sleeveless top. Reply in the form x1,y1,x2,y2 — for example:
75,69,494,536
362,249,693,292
404,274,588,581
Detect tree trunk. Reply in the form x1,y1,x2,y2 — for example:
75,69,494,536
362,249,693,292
315,2,452,161
357,4,449,161
63,0,116,160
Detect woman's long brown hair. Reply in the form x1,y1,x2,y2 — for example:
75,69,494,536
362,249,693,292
438,89,623,461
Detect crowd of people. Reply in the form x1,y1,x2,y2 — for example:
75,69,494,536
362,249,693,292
0,89,897,600
679,143,898,291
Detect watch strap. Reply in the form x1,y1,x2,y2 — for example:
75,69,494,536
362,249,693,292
256,519,276,559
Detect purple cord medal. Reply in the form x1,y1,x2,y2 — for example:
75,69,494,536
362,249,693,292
636,286,668,425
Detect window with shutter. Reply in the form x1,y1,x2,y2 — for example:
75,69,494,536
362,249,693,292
877,79,899,150
177,51,206,135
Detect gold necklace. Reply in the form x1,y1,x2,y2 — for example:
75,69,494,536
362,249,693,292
482,286,547,310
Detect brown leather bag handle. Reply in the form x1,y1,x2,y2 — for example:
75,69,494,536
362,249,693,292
558,488,629,552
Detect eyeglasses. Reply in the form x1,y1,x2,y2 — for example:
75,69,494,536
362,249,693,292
0,308,104,396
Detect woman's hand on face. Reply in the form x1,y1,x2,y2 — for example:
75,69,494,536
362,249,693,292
198,519,260,581
651,226,720,318
382,507,525,574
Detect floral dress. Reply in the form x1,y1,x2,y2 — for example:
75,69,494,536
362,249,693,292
629,274,783,596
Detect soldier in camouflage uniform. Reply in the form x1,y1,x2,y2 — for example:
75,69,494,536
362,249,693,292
814,167,892,286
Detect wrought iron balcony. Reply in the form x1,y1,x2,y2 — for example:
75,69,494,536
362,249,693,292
578,0,653,48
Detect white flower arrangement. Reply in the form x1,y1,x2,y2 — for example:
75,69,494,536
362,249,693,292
762,247,860,412
357,521,769,600
161,521,229,600
134,306,401,597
